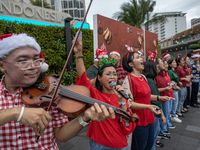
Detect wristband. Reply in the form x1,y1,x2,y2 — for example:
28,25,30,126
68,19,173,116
74,55,83,59
157,95,160,101
78,114,90,127
17,107,25,122
119,100,126,106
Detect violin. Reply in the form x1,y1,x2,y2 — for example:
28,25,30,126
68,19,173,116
21,74,139,124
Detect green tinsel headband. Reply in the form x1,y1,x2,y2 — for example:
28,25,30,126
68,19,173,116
99,57,116,72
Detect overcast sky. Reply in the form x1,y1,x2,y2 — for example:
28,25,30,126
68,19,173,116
85,0,200,29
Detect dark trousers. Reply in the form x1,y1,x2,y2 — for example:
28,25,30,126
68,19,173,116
191,82,199,105
131,123,155,150
183,86,191,108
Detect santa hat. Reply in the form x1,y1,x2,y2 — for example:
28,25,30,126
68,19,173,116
0,33,41,59
191,53,200,58
94,50,98,62
135,51,143,56
95,48,108,59
39,51,49,72
109,51,120,57
162,53,170,60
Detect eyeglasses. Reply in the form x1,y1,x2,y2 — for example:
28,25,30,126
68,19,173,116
3,58,45,70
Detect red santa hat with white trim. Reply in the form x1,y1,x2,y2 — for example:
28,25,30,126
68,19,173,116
162,53,170,60
0,33,48,72
191,53,200,58
95,48,108,60
135,51,143,56
109,50,120,57
94,50,98,62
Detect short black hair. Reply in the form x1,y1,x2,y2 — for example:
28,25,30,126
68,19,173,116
122,52,135,73
142,60,157,79
95,63,116,92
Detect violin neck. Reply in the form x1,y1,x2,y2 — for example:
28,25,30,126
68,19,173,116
58,87,118,111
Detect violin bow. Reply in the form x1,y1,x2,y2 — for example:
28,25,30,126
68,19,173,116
36,0,93,143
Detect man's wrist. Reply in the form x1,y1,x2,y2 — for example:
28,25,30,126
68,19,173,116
82,114,90,122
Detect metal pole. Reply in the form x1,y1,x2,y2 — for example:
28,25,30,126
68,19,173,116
42,0,43,8
144,29,146,61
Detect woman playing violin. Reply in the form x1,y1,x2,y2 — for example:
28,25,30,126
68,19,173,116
74,39,136,150
0,33,115,150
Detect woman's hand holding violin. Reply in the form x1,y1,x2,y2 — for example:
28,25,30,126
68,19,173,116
83,103,115,122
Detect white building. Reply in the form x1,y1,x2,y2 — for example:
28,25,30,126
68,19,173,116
148,12,187,42
191,18,200,27
15,0,85,21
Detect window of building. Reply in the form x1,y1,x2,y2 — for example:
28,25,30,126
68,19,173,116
80,1,83,8
81,10,84,17
51,0,54,5
69,1,73,8
62,1,68,9
74,0,79,8
74,10,78,17
63,10,68,13
52,6,55,10
69,10,73,17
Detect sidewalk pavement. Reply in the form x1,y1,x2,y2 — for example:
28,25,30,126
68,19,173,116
57,106,200,150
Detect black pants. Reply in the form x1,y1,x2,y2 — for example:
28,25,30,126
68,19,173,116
191,82,199,105
183,86,191,108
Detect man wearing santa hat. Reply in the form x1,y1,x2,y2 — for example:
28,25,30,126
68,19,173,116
86,48,108,80
109,50,127,85
0,33,114,149
190,53,200,107
162,53,171,61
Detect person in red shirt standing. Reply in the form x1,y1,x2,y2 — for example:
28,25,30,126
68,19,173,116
122,52,166,150
74,39,136,150
154,58,173,139
163,60,176,131
183,55,193,111
175,55,190,117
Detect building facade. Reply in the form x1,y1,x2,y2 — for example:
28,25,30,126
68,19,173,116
191,18,200,27
148,12,187,42
160,24,200,58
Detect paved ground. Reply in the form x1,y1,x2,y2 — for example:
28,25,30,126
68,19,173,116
57,103,200,150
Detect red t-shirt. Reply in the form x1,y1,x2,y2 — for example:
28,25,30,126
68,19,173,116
183,65,192,87
130,75,155,126
175,67,187,87
164,72,174,98
154,73,169,103
75,72,135,149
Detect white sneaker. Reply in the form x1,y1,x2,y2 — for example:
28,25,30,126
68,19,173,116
171,117,182,123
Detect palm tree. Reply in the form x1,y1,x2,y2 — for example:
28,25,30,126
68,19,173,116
113,0,167,29
30,0,51,9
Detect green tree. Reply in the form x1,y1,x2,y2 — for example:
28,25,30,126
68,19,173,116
30,0,51,9
112,0,167,29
